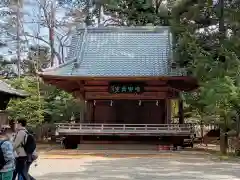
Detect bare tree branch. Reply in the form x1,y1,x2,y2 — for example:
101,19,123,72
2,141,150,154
36,0,51,29
155,0,164,14
56,29,73,63
24,33,62,64
103,18,124,26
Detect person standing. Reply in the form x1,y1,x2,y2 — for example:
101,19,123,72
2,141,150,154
25,149,37,180
19,148,37,180
12,119,29,180
4,128,17,161
0,128,15,180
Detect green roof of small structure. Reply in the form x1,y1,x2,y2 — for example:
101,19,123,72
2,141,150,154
0,80,28,97
41,26,185,77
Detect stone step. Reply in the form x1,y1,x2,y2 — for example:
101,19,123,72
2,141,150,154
81,140,159,144
78,143,158,150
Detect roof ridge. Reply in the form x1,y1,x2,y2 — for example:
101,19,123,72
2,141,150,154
76,26,170,34
71,28,88,74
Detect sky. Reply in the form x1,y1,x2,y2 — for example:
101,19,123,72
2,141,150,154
0,0,109,67
0,0,75,63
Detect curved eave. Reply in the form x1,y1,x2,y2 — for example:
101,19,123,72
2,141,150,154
39,73,196,81
39,74,198,92
11,94,29,99
0,91,29,99
0,80,29,98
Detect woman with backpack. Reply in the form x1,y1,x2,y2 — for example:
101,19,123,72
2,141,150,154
0,128,15,180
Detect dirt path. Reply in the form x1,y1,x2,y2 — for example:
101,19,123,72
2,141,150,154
30,153,240,180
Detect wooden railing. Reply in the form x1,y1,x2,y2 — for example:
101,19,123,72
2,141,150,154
55,123,195,136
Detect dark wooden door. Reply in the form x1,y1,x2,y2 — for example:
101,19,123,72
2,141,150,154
93,100,166,124
114,100,138,124
94,101,116,123
140,100,165,124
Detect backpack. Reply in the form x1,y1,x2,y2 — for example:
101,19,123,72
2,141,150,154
0,140,7,170
22,131,36,155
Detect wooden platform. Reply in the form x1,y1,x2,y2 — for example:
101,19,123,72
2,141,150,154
55,123,195,137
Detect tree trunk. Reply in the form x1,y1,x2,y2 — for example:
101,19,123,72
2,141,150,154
236,113,240,138
220,131,228,155
200,119,203,143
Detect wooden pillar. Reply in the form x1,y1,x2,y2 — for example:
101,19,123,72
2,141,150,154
178,98,184,124
73,90,85,123
166,99,172,124
85,100,93,123
165,99,171,124
79,100,85,123
0,111,8,128
92,100,95,123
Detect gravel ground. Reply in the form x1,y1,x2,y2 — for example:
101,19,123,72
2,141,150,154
30,155,240,180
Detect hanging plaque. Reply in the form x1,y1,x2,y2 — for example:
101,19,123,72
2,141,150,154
109,82,144,94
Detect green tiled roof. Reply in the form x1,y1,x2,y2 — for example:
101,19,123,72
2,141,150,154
42,26,185,77
0,80,28,97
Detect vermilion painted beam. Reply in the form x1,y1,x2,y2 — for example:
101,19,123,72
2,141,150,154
84,86,108,91
85,92,168,100
146,81,168,86
83,80,168,86
84,81,109,86
83,86,178,92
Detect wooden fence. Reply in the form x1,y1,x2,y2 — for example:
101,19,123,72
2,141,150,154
30,123,56,142
0,111,8,128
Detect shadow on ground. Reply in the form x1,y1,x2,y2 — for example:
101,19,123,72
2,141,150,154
32,156,240,180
